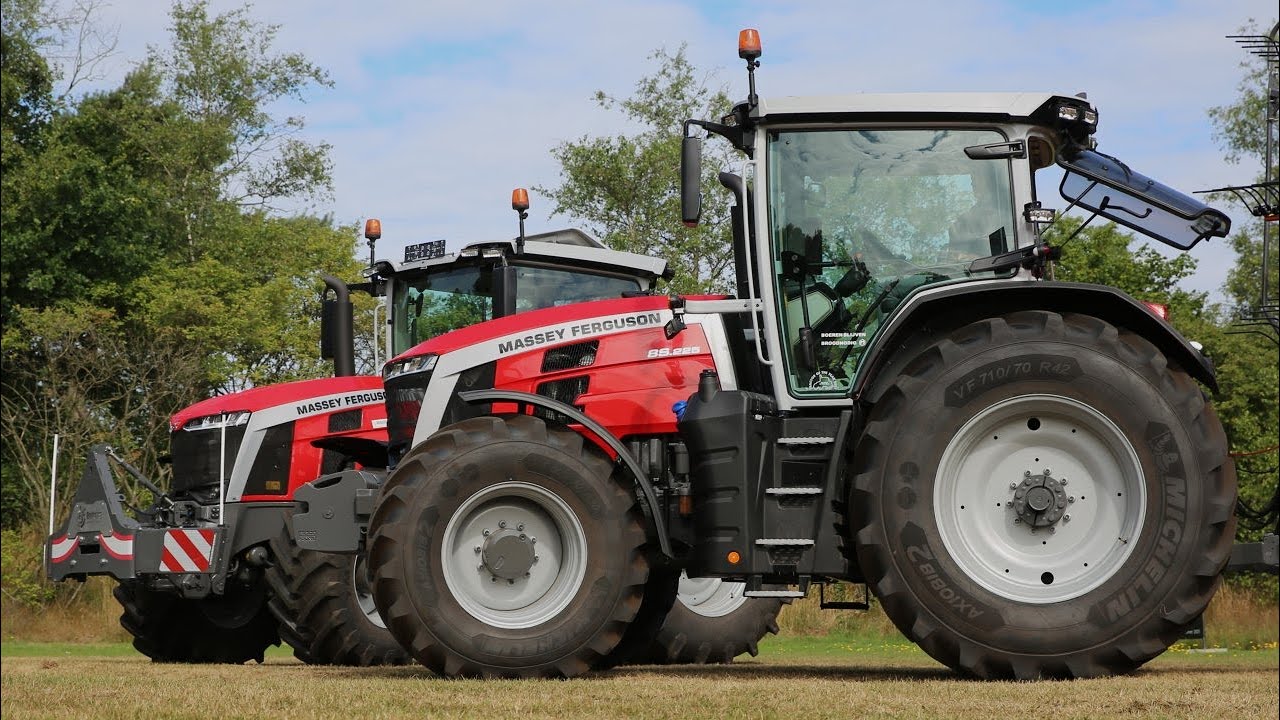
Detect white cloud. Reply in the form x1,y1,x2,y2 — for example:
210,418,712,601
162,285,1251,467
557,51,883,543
75,0,1270,303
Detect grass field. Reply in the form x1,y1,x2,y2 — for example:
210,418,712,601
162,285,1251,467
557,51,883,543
2,634,1276,720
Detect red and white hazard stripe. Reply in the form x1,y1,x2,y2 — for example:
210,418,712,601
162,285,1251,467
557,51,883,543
160,528,216,572
48,535,79,563
99,532,134,560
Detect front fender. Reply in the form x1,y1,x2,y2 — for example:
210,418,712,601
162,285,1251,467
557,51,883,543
456,389,674,560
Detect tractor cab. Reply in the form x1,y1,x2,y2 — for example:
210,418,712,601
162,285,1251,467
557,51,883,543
680,44,1229,406
322,192,671,371
376,228,668,359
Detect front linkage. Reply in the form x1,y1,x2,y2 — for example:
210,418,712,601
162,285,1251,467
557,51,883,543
47,445,286,662
47,445,234,598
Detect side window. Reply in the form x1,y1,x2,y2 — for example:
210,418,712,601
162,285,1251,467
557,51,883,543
391,267,493,355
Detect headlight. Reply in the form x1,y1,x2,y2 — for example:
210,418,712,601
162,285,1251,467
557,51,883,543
384,353,438,381
181,411,251,431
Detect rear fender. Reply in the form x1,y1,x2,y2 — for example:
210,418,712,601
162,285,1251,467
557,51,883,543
853,280,1217,403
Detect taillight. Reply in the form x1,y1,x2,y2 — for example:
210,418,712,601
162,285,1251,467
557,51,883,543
1141,301,1169,321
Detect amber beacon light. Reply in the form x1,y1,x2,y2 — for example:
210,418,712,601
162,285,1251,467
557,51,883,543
738,28,761,60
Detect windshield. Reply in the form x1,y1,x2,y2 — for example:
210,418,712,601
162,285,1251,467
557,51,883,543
1057,149,1230,250
391,265,494,355
390,262,648,356
767,128,1017,394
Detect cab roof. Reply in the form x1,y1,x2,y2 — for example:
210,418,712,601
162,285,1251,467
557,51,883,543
754,92,1085,123
385,228,670,282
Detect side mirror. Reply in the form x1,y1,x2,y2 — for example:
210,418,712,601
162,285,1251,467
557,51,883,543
681,135,703,226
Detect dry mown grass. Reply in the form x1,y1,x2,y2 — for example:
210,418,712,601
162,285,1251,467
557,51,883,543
776,581,1279,649
2,647,1276,720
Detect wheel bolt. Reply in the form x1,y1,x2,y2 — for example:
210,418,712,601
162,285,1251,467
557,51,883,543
1049,527,1056,534
474,545,481,553
491,577,497,583
1024,471,1031,478
1044,468,1051,476
1061,479,1068,486
499,521,507,529
533,556,539,563
1013,518,1021,524
517,524,524,531
1010,482,1018,489
482,529,490,536
1068,497,1075,504
1064,514,1071,522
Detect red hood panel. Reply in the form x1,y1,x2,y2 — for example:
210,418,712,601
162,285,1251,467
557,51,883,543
170,375,383,430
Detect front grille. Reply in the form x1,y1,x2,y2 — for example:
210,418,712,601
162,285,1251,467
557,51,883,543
386,369,433,460
170,425,247,493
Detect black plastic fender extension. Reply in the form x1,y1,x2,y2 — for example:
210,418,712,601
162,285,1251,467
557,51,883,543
852,280,1220,401
457,389,674,560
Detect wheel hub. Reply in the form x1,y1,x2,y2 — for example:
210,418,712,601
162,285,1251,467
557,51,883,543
481,527,535,580
1011,470,1068,527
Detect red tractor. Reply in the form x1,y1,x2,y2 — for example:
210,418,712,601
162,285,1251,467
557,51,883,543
47,200,781,664
291,30,1252,679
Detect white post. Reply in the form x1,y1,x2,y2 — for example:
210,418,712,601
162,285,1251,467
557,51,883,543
218,414,227,527
47,434,60,536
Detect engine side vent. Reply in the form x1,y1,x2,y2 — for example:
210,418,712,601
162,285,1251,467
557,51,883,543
534,376,590,424
327,408,362,433
541,341,599,372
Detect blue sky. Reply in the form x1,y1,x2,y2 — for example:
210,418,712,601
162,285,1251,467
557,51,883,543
68,0,1273,304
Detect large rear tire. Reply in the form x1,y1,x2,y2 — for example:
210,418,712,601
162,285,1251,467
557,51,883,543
850,311,1235,679
642,574,783,664
265,512,410,666
367,415,649,678
115,579,279,663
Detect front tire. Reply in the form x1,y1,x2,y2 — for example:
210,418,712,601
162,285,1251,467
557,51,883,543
115,579,279,663
367,415,649,678
851,311,1235,679
643,575,783,664
265,512,410,666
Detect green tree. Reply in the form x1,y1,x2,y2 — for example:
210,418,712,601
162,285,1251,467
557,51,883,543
1050,218,1207,319
0,1,357,528
1206,19,1279,556
540,47,735,293
1209,19,1279,320
0,0,56,152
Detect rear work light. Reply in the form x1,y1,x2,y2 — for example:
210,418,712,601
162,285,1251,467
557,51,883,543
1141,301,1169,321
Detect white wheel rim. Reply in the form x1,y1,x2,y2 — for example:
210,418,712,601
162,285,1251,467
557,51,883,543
352,553,385,629
934,394,1146,604
441,481,588,629
676,572,748,618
